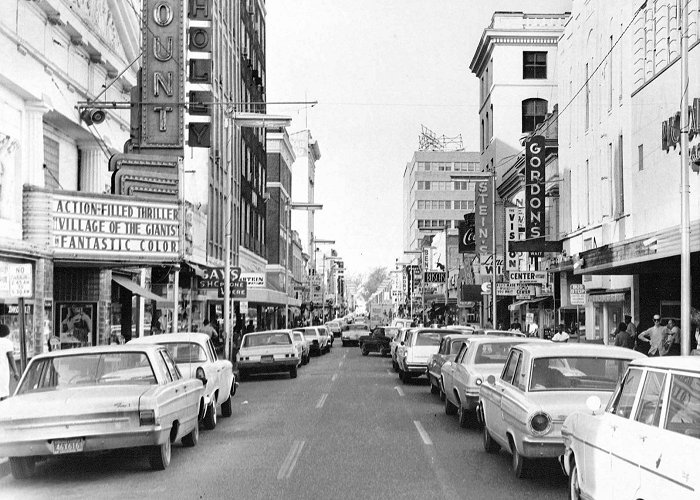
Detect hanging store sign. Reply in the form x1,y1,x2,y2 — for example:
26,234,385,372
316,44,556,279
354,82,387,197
199,267,242,289
507,271,548,285
505,206,526,271
660,98,700,171
142,0,185,149
240,272,266,288
423,271,446,283
24,190,181,262
474,178,493,257
0,262,33,299
524,135,546,240
458,213,475,253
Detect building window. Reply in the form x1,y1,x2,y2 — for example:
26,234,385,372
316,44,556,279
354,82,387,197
522,98,548,133
44,137,60,189
638,144,643,171
418,181,430,190
523,51,547,79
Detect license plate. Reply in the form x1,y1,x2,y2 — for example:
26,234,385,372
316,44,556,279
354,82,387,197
261,355,274,362
52,438,85,455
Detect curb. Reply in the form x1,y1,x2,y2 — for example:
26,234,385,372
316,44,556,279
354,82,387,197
0,458,9,479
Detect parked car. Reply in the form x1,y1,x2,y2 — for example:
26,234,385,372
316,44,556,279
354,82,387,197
318,325,333,349
471,328,526,337
391,328,412,372
442,337,547,427
291,330,310,365
238,330,301,380
478,343,645,478
0,345,205,478
129,332,236,430
326,320,343,338
391,318,415,328
341,323,370,346
427,333,472,397
561,356,700,500
443,325,476,335
397,328,450,383
359,326,399,356
295,327,327,355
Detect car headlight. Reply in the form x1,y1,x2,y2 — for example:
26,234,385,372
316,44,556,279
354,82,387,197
528,411,552,436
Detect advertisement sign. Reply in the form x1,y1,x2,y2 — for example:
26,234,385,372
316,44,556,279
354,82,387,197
217,280,247,299
516,285,534,300
458,213,475,253
505,206,526,271
240,272,265,288
474,178,493,257
524,135,546,240
50,193,180,261
496,283,517,296
0,262,33,298
508,271,549,285
199,267,242,289
142,0,184,149
478,254,503,276
423,271,446,283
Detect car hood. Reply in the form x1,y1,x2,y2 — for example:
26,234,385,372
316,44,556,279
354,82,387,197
523,390,614,421
0,385,153,423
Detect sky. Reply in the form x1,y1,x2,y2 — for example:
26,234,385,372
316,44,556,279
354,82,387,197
265,0,568,277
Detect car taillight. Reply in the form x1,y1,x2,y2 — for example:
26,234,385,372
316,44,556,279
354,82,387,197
139,410,156,426
528,412,552,435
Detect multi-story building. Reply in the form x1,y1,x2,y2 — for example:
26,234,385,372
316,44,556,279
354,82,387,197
402,150,482,252
557,0,700,343
290,130,321,265
469,9,570,329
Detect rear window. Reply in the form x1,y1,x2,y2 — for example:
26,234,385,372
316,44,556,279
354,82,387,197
348,325,369,331
529,356,632,392
162,342,208,363
243,332,292,347
473,342,519,364
415,331,443,346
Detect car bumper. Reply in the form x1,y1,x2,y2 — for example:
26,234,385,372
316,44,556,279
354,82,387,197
238,359,299,373
520,436,566,459
463,393,480,411
0,427,170,458
403,363,428,375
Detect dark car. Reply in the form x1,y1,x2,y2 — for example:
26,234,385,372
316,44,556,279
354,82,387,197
359,326,399,356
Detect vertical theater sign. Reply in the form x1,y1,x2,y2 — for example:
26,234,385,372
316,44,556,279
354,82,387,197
525,135,546,240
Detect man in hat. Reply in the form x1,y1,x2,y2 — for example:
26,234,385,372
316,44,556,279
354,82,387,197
638,314,669,356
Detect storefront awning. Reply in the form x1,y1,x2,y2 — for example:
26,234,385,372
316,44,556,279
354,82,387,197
508,296,551,311
113,275,171,305
245,287,301,308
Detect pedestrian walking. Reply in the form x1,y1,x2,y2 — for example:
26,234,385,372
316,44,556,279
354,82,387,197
0,324,21,401
624,315,637,340
613,322,634,349
552,324,570,342
200,319,217,339
637,314,669,356
245,319,255,333
664,319,681,356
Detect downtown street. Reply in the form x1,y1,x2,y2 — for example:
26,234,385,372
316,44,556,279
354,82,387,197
0,345,565,500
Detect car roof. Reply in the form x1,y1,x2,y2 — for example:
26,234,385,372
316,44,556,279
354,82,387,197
31,344,164,360
629,356,700,371
245,329,293,336
515,343,647,358
466,337,549,345
442,333,474,341
129,332,210,344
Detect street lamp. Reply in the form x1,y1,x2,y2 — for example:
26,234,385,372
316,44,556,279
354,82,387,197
284,202,323,328
223,111,291,360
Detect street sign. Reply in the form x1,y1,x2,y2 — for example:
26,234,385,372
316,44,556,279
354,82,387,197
199,267,241,289
0,262,33,298
508,271,548,285
496,283,517,296
570,284,586,305
424,271,446,283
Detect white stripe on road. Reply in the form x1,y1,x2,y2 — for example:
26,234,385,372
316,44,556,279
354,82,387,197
394,386,404,397
331,373,338,382
414,420,433,445
316,393,328,408
339,361,344,368
277,440,305,480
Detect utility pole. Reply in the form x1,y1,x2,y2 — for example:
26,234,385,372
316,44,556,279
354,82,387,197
680,1,692,355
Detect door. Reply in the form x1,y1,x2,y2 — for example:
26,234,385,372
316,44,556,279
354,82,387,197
160,350,198,435
484,349,521,444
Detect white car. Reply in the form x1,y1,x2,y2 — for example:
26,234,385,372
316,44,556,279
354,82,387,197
397,328,449,383
291,330,310,365
391,328,412,372
295,327,328,355
130,333,236,430
561,356,700,500
237,330,301,379
317,325,333,348
341,323,369,346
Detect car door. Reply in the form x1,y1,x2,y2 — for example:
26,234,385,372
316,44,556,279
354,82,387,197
157,350,196,436
499,349,527,439
451,344,471,401
483,348,521,445
205,338,228,402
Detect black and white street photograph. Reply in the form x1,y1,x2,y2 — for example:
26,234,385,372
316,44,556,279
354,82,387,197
1,0,700,499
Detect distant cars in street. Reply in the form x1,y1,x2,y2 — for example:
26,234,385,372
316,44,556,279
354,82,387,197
237,330,301,380
397,328,449,383
0,345,204,478
295,327,327,356
359,326,399,356
291,330,311,365
427,333,472,398
341,323,369,347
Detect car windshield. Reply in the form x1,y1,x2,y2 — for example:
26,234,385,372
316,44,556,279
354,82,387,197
415,331,444,346
243,332,292,347
162,342,208,363
18,352,156,394
529,356,632,392
473,342,520,364
450,339,467,354
302,330,317,338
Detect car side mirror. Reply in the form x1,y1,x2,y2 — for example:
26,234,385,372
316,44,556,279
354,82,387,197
586,395,602,414
486,375,496,385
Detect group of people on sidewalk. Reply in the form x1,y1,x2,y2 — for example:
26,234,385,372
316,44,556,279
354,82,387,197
613,314,697,356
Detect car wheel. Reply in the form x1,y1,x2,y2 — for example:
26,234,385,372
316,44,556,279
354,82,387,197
9,457,35,480
569,461,582,500
511,441,529,479
203,400,217,430
342,340,347,347
482,424,500,453
290,366,298,379
445,394,458,416
221,391,233,418
361,346,369,356
149,439,171,470
439,380,446,402
399,370,407,384
238,370,248,381
182,421,199,447
458,405,472,428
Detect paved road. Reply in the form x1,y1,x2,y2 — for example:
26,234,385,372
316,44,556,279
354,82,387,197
0,344,567,499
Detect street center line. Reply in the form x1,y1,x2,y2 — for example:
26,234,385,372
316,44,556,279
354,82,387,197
331,373,338,382
339,361,344,368
414,420,433,445
316,393,328,408
284,440,305,479
277,440,304,480
394,386,404,397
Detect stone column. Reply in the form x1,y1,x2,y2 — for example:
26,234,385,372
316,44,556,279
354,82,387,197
23,102,49,187
78,141,108,193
